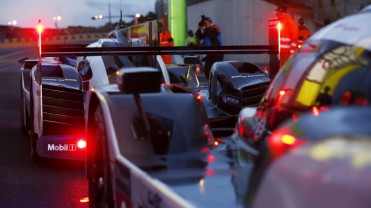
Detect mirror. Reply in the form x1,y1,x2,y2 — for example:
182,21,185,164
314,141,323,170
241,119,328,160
18,57,28,64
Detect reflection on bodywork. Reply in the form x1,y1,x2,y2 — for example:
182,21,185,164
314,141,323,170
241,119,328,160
295,45,367,107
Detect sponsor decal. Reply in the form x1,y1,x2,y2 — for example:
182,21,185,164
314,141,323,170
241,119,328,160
47,144,76,151
231,74,265,79
130,36,149,47
222,93,240,105
42,78,78,82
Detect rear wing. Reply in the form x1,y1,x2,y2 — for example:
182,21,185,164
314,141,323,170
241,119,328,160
41,45,278,56
36,20,279,76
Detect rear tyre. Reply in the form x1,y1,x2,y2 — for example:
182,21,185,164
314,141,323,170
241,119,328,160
20,76,27,134
29,89,43,164
88,106,114,208
30,132,43,164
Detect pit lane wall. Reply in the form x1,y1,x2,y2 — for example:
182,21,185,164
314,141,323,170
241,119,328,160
0,33,106,47
186,0,288,66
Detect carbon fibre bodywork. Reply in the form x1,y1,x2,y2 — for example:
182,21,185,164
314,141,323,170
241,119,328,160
20,60,85,160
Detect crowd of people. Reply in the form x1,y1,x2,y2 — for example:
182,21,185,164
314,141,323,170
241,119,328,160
160,6,314,79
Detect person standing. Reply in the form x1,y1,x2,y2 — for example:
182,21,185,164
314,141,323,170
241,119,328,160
203,16,223,80
298,18,311,48
275,6,298,67
195,21,206,46
159,22,174,64
185,30,196,46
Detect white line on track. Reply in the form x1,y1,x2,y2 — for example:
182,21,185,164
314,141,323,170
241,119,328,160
0,49,31,59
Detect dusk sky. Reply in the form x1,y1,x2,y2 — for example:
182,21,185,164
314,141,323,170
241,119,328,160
1,0,156,28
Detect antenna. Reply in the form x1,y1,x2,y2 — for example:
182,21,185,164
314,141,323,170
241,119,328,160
36,19,43,84
37,19,43,63
117,0,124,29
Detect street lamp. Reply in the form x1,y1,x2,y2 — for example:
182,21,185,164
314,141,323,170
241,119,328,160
135,13,141,24
53,16,62,28
92,15,103,20
8,20,17,25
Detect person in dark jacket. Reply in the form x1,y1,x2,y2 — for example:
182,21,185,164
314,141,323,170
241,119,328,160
195,21,206,46
202,15,223,80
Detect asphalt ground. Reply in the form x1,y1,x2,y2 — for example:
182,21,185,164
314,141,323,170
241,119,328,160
0,46,88,208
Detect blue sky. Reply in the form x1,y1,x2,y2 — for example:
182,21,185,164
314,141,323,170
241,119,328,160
1,0,156,28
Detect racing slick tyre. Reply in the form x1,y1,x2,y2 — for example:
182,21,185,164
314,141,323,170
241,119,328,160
29,86,44,164
30,132,43,164
20,76,28,134
88,106,114,208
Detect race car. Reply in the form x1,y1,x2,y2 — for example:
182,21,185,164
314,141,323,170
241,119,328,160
19,21,86,162
234,7,371,155
85,67,257,208
75,20,273,137
19,58,85,162
253,106,371,208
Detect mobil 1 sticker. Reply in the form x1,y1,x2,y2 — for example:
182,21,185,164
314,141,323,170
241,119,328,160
47,144,76,151
222,93,240,105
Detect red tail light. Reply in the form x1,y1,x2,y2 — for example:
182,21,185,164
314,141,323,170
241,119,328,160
196,93,203,102
267,130,305,159
80,197,89,203
77,139,86,149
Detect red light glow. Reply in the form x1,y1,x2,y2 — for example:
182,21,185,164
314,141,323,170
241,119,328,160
281,135,296,145
207,154,216,163
77,139,86,149
277,22,282,31
205,169,214,176
292,114,298,122
268,131,305,159
319,106,329,111
196,94,202,102
80,197,89,203
116,71,120,76
201,147,210,152
36,23,43,34
312,106,319,117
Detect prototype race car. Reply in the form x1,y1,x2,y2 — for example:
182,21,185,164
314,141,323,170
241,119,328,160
85,67,257,208
19,58,85,162
253,106,371,208
75,21,273,137
234,8,371,154
232,8,371,200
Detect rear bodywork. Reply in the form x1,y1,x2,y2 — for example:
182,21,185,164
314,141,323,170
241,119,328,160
20,59,85,160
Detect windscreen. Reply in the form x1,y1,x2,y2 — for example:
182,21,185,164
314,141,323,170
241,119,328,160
264,40,371,110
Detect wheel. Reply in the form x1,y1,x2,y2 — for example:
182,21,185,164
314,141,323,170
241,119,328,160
20,76,27,134
88,106,114,208
30,131,43,164
29,83,43,164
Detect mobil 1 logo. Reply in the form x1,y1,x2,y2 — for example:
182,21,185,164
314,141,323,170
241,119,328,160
47,144,77,151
